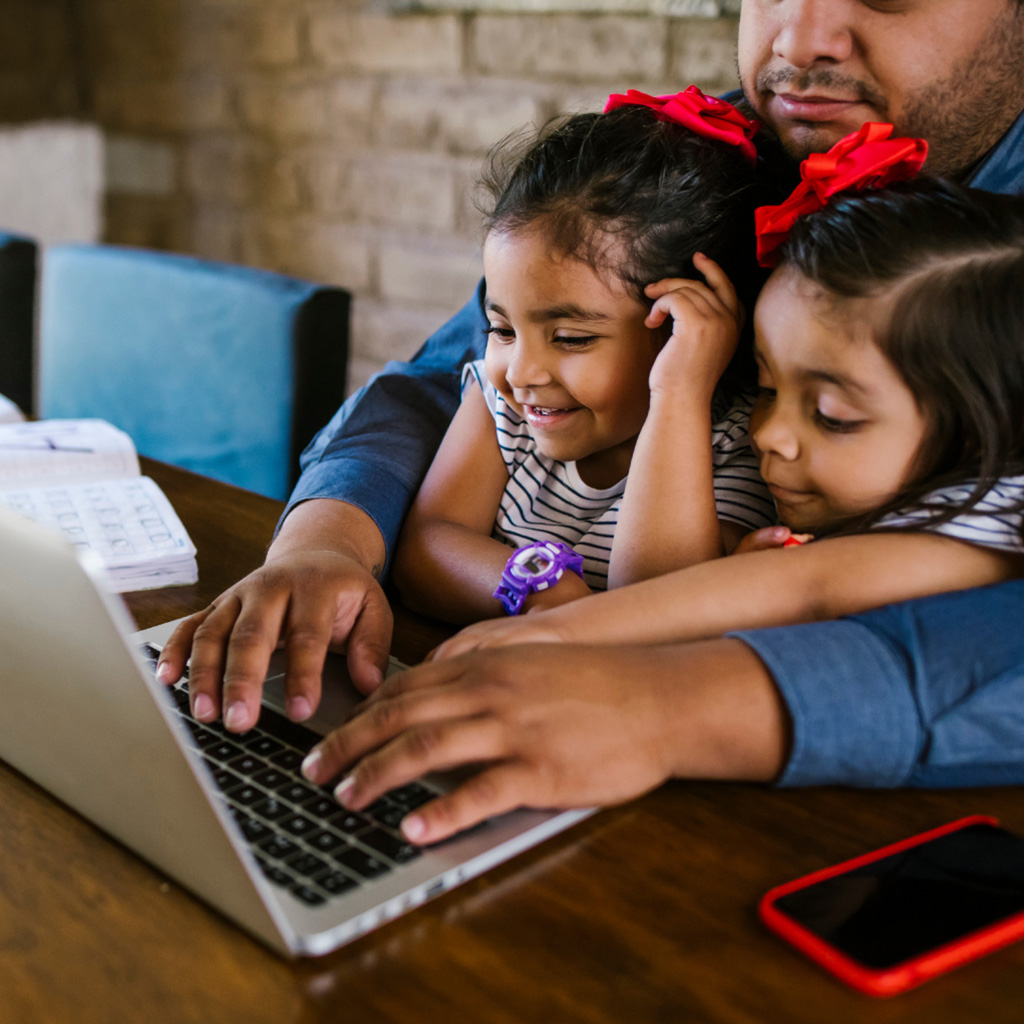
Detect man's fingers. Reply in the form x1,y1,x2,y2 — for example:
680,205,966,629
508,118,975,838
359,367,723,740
343,587,394,695
328,716,510,819
214,590,291,731
156,610,208,685
398,765,533,845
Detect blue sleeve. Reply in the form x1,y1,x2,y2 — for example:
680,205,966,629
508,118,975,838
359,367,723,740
282,281,489,574
731,580,1024,788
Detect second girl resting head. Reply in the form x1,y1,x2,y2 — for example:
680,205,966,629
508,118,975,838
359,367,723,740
392,89,777,625
432,126,1024,658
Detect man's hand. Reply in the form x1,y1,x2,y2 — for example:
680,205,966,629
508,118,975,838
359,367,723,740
300,639,788,845
156,500,392,732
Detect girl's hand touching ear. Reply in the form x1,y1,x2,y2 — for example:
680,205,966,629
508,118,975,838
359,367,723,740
645,254,743,401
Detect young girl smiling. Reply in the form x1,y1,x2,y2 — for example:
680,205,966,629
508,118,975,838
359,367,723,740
432,128,1024,657
392,90,778,624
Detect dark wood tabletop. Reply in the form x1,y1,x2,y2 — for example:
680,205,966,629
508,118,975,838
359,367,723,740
2,459,1023,1024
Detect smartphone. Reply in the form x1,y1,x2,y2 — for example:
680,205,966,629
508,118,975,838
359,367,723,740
759,815,1024,997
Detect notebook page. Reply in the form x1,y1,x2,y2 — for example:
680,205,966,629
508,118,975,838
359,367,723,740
0,476,197,592
0,419,140,487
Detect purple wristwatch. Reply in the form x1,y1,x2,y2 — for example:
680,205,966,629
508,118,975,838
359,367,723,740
493,541,584,616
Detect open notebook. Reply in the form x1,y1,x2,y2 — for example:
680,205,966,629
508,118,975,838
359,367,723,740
0,418,196,591
0,507,592,956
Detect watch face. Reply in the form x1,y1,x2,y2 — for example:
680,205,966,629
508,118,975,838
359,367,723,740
522,552,554,577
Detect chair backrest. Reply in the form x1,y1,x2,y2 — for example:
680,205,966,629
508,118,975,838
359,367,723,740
39,245,349,500
0,232,38,416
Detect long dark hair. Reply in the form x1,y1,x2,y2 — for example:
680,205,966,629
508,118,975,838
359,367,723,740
480,104,770,347
777,178,1024,537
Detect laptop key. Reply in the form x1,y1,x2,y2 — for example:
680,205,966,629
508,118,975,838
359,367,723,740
286,852,330,879
308,830,348,855
258,834,301,861
290,884,326,907
208,740,246,763
359,827,421,864
261,864,292,888
226,754,270,778
252,767,290,790
270,748,304,771
365,801,407,830
387,782,436,807
277,781,319,805
280,814,318,838
230,785,267,807
252,797,291,822
332,810,372,836
211,768,245,793
333,847,391,880
239,818,273,844
302,796,350,820
243,735,284,757
317,871,360,896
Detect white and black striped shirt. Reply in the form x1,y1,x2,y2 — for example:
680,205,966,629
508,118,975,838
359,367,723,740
881,477,1024,553
463,360,775,590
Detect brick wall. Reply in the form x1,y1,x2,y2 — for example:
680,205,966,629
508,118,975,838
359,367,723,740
0,0,84,122
14,0,742,392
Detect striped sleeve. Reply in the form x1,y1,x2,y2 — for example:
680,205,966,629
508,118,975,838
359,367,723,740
879,477,1024,554
710,390,776,532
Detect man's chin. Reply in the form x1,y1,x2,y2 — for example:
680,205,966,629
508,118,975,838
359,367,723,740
775,121,860,161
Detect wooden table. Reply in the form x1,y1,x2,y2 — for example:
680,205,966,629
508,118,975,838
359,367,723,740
2,460,1023,1024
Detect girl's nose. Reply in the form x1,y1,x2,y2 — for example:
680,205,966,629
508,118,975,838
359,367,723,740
751,403,800,462
772,0,855,69
504,338,553,390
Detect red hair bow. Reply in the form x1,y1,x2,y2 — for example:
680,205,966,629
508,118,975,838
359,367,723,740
755,122,928,267
603,86,759,165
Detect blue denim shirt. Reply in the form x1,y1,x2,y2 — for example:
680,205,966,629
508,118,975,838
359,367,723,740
285,106,1024,787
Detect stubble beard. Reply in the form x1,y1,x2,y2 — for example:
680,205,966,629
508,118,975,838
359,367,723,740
747,7,1024,178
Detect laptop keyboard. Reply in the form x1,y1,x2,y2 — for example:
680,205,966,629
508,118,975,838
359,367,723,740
140,644,433,908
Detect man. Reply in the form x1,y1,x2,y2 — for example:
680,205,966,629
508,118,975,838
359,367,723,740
158,0,1024,843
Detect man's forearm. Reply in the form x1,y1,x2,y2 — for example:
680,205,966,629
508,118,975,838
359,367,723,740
659,638,790,782
269,499,387,580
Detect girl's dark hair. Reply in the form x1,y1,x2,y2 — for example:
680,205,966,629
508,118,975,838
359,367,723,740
777,178,1024,537
480,104,768,327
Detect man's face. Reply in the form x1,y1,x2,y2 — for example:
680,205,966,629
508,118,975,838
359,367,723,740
739,0,1024,176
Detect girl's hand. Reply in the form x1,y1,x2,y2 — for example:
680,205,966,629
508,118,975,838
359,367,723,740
731,526,815,555
645,254,742,400
427,611,566,662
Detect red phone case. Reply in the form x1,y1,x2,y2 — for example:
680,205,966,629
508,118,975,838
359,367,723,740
759,815,1024,997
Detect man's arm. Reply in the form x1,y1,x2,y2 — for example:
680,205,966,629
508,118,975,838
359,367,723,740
156,284,490,729
301,637,790,844
300,579,1024,843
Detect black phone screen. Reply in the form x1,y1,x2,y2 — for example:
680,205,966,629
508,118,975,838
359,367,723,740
773,823,1024,969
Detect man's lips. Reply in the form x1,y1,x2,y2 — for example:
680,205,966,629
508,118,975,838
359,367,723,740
769,92,867,123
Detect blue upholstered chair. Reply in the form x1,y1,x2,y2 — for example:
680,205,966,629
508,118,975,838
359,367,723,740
0,232,38,416
39,245,350,500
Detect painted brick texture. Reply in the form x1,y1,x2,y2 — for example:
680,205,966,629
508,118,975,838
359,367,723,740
1,0,740,391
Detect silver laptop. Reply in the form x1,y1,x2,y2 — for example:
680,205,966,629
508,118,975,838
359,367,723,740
0,507,592,957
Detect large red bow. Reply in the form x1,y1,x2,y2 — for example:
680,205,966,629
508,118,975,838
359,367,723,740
603,86,759,165
755,122,928,267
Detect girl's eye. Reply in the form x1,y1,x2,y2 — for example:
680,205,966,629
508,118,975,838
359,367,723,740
756,385,777,401
815,410,864,434
555,335,598,348
484,325,515,342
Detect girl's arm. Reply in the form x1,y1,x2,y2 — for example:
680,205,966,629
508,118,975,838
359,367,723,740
609,256,744,588
393,379,590,624
434,529,1024,656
